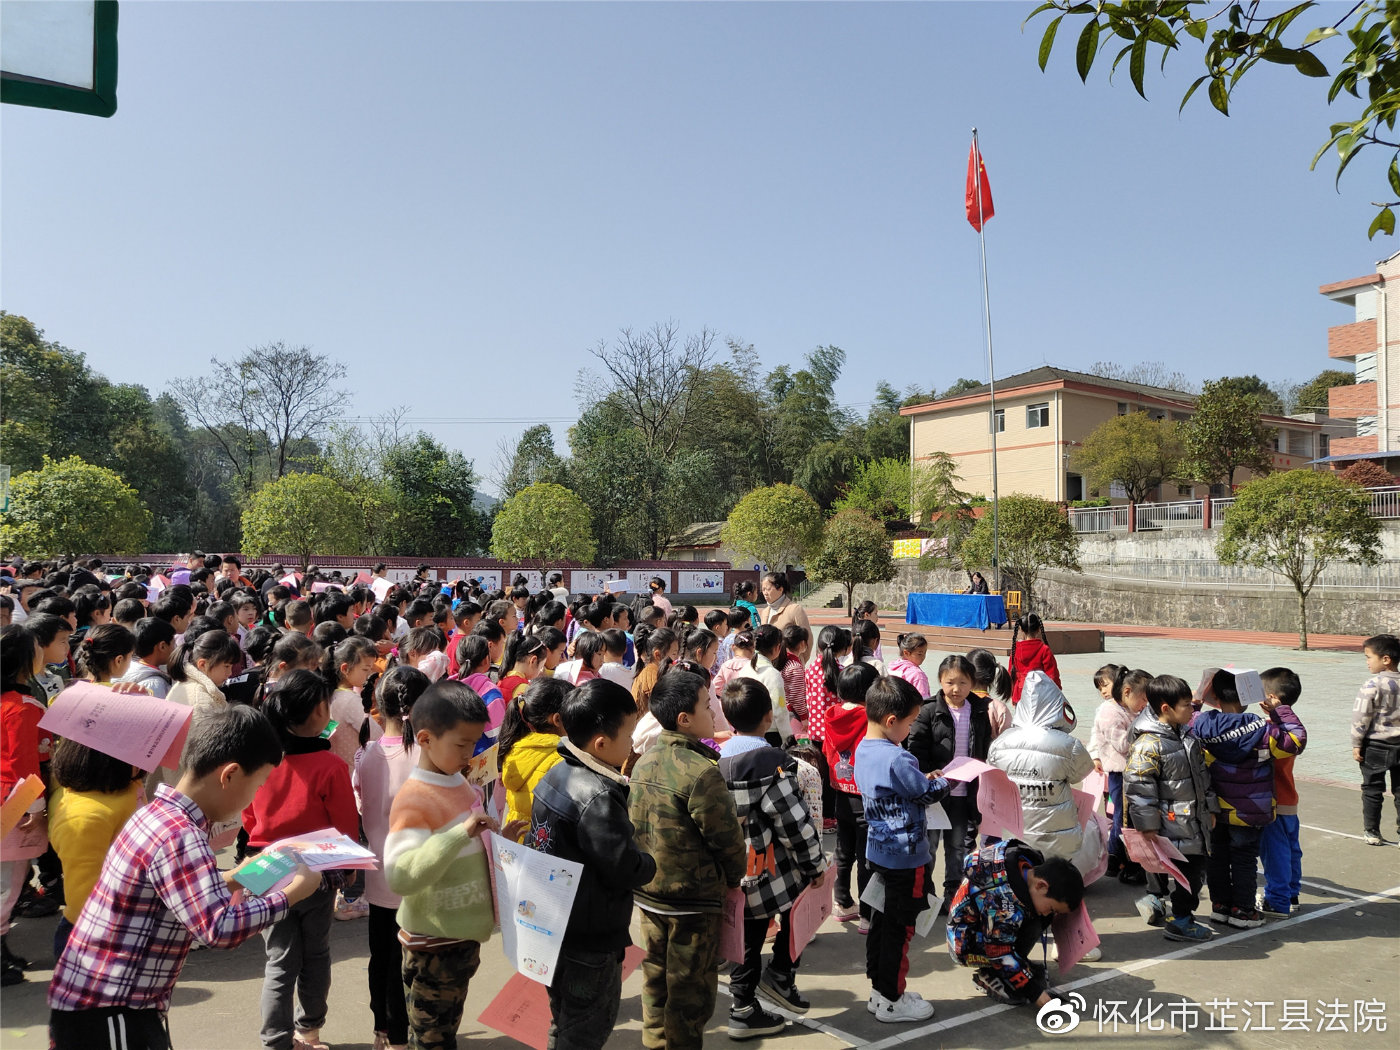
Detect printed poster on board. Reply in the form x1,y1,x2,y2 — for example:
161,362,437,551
626,570,670,592
677,570,726,593
485,832,584,986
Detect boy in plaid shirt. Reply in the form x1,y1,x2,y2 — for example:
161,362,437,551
717,678,825,1039
48,705,322,1050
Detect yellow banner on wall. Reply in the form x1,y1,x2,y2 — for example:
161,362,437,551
891,538,922,560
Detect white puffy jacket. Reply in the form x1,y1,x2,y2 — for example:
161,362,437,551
987,672,1099,870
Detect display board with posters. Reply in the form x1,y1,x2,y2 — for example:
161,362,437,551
445,570,500,591
570,570,614,593
626,570,670,593
516,571,544,592
676,570,726,593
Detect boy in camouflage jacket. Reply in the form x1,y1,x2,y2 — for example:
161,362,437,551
629,670,746,1050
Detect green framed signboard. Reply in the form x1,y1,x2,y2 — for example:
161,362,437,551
1,0,119,118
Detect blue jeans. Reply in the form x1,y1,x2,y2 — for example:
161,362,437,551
1106,772,1125,859
1259,814,1302,910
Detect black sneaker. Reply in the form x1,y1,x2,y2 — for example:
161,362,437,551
1228,907,1264,929
0,937,28,971
728,1002,788,1040
1,964,25,987
758,968,809,1014
972,968,1030,1006
14,890,59,918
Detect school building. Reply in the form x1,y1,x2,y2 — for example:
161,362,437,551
897,366,1344,504
1318,252,1400,473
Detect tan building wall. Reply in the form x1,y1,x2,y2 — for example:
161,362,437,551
909,376,1324,503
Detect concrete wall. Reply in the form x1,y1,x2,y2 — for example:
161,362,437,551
840,562,1397,636
1034,570,1399,637
1073,522,1400,564
835,517,1400,636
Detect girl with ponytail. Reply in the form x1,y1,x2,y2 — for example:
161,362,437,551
244,668,359,1049
168,629,241,719
732,580,761,629
353,665,432,1049
629,627,677,715
75,624,135,684
498,677,573,825
1008,612,1060,703
804,626,851,748
737,624,790,741
323,635,380,767
498,632,548,703
966,647,1013,738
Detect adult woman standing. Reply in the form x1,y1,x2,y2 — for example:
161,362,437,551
760,571,810,637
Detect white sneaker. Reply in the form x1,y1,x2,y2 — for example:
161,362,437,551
871,991,936,1023
1082,946,1102,962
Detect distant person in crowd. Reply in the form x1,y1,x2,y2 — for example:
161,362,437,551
760,572,810,637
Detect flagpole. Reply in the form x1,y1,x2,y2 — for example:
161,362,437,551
972,127,1000,595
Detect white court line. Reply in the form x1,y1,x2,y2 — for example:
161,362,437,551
1300,823,1373,842
716,976,866,1046
858,883,1400,1049
1298,876,1370,900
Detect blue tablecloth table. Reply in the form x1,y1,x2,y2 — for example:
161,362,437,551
905,593,1008,630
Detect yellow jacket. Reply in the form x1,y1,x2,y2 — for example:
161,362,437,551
49,780,142,923
502,732,565,828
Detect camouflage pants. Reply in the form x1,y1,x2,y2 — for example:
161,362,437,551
638,911,721,1050
401,940,481,1050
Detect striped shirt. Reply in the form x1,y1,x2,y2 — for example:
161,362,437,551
49,784,289,1013
949,702,972,797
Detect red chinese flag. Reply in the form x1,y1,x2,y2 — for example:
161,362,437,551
965,138,994,232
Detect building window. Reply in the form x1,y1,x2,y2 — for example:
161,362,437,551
1117,401,1129,415
1319,433,1330,458
990,408,1005,433
1026,402,1049,429
1178,485,1193,497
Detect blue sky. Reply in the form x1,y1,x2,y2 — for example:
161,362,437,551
1,1,1383,492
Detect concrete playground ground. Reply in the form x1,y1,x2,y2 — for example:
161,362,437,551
3,633,1399,1049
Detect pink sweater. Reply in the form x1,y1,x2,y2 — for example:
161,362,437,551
353,736,418,909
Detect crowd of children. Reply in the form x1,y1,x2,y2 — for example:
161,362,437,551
0,553,1395,1050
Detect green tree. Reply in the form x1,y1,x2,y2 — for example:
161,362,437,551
1027,2,1400,238
721,483,824,572
833,458,912,524
496,424,566,501
382,434,485,557
1183,378,1277,489
807,509,896,613
1070,411,1185,503
1217,470,1382,649
1215,375,1285,415
241,472,363,570
172,342,346,498
939,377,983,399
490,483,597,581
1295,368,1355,413
0,455,151,557
912,452,978,578
961,493,1080,609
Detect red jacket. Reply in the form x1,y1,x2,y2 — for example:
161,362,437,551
242,737,359,848
822,703,869,795
1,688,47,800
1010,638,1060,703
